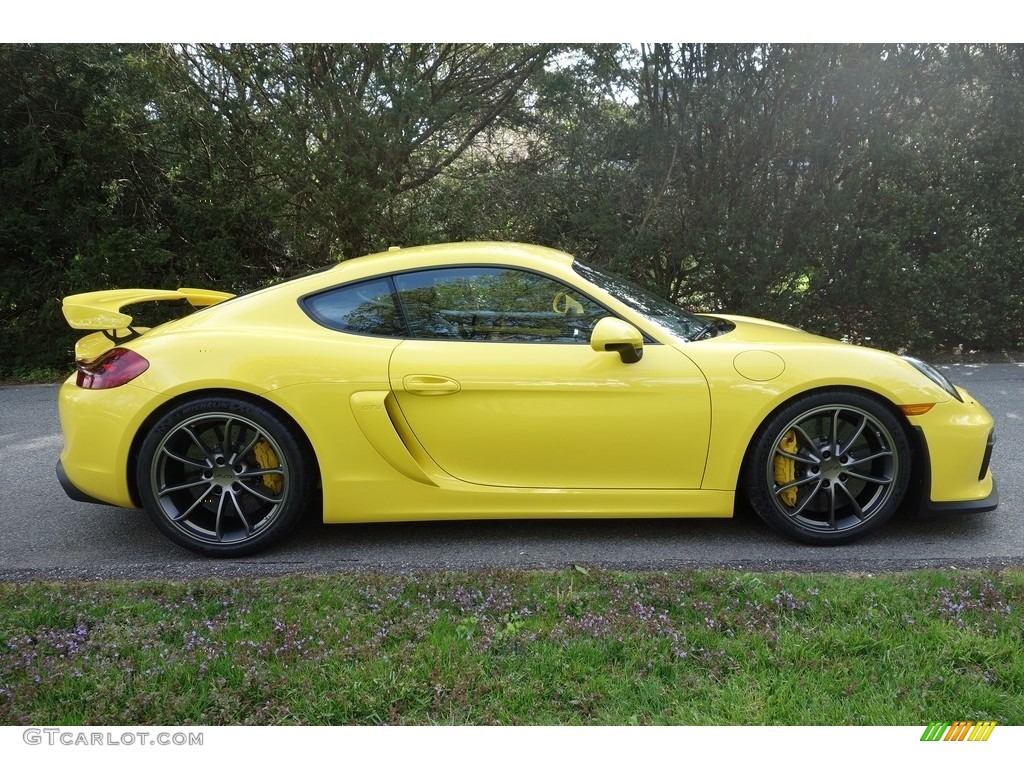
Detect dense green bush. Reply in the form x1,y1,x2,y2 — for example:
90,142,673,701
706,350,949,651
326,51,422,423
2,43,1022,377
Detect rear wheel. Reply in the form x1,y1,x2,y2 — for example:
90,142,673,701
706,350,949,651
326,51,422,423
136,396,313,556
744,390,911,545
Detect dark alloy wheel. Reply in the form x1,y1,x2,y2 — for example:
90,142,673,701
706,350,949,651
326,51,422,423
136,397,314,556
744,390,911,545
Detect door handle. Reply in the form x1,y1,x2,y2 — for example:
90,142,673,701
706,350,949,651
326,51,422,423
403,375,461,396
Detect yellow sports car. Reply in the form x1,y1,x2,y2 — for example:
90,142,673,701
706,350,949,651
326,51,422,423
56,242,997,556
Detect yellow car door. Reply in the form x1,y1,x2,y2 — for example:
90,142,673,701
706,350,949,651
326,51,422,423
387,266,711,490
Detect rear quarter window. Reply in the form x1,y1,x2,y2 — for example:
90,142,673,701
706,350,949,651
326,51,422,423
301,277,404,336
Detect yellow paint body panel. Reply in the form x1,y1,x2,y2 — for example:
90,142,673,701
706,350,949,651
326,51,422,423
57,379,168,508
907,389,996,504
388,340,709,489
56,241,995,532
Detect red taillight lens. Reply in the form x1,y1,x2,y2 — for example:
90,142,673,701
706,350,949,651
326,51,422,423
76,348,150,389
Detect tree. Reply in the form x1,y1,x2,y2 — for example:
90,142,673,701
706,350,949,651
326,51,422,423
3,43,1024,377
148,43,555,272
0,44,168,373
0,43,555,374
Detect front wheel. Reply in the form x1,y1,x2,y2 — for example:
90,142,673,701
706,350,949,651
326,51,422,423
743,390,911,545
136,396,314,557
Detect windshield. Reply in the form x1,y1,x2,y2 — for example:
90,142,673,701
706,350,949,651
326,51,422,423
572,260,714,341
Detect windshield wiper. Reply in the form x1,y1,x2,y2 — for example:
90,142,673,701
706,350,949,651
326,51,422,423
689,319,719,342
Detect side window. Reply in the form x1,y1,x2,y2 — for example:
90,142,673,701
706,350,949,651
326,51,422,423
393,267,609,342
302,277,404,337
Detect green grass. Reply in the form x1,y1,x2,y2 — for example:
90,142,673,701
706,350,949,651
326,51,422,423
1,568,1021,725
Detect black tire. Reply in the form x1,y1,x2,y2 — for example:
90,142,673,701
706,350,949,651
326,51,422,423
743,390,911,545
136,396,314,557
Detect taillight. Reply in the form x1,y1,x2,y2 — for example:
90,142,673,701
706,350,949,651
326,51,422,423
76,348,150,389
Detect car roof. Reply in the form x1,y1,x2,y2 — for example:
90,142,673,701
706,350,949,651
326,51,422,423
327,241,576,280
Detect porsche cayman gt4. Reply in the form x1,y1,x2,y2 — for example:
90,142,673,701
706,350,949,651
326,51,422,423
56,242,998,556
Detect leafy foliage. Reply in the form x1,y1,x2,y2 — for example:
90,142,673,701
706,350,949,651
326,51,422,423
2,43,1023,376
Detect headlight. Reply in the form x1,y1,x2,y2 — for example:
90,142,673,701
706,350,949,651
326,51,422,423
901,356,963,402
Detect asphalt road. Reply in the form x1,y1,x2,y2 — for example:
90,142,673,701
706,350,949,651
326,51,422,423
1,363,1021,582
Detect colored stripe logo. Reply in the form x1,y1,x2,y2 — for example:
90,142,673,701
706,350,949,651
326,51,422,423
921,721,997,741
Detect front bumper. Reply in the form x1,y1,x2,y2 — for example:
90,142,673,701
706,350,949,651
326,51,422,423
908,388,997,516
913,426,998,517
918,480,999,516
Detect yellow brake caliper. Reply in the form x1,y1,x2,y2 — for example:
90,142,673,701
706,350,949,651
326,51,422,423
773,430,799,507
253,439,283,495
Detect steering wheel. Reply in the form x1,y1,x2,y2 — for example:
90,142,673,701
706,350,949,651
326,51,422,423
552,291,584,315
